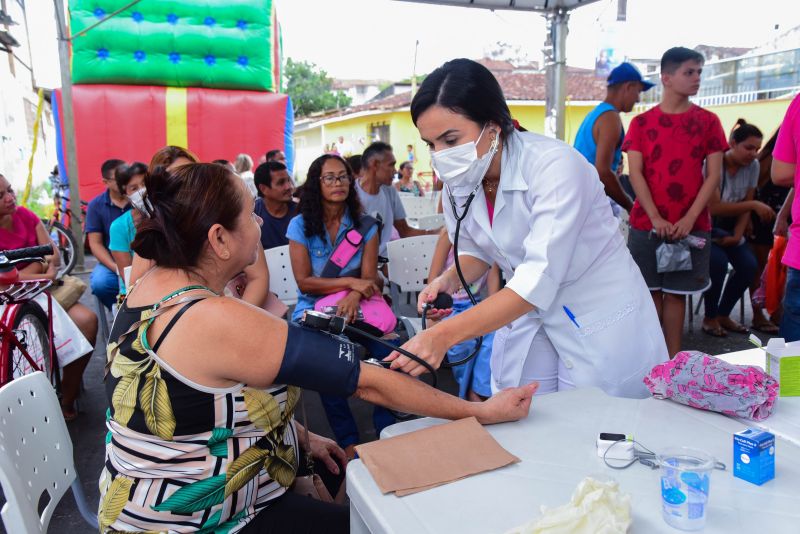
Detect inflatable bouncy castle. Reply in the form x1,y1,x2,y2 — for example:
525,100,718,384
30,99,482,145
55,0,293,200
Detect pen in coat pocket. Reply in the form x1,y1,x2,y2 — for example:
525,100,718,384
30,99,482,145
563,306,580,328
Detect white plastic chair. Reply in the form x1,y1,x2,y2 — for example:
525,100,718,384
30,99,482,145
401,196,437,223
93,294,110,347
0,372,97,532
123,265,132,291
410,214,445,231
265,245,298,306
386,235,440,336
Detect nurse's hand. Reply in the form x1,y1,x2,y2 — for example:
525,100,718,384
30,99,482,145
476,382,539,424
384,328,449,377
418,276,456,321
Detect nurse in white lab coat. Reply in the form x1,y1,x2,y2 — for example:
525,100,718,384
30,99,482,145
386,59,668,398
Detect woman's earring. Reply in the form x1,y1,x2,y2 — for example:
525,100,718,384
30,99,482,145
222,251,230,260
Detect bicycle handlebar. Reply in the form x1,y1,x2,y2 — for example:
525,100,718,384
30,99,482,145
0,244,54,264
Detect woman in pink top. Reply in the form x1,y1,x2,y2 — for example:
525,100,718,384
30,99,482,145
772,93,800,340
0,173,97,420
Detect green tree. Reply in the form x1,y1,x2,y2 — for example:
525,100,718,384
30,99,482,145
284,58,351,117
24,179,54,219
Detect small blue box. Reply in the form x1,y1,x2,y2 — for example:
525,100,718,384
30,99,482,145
733,428,775,486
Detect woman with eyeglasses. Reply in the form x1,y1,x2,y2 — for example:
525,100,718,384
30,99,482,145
287,154,396,458
288,154,381,324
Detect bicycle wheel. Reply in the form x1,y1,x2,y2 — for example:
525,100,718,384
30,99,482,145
45,220,77,277
8,302,54,386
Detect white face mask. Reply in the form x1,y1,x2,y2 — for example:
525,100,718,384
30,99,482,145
430,125,499,196
128,188,148,213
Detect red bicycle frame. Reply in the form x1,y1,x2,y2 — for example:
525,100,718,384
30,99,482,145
0,280,56,386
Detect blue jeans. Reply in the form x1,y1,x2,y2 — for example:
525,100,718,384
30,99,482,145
780,267,800,342
704,229,757,319
90,263,119,309
319,329,398,448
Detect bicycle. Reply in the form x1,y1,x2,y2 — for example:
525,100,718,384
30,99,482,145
0,244,59,390
41,175,86,278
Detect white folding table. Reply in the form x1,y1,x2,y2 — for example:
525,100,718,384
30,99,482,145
715,347,800,446
347,381,800,533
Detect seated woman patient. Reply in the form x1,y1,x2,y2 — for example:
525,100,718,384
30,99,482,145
100,162,537,533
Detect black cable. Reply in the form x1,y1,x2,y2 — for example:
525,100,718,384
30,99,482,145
343,324,437,388
435,189,483,368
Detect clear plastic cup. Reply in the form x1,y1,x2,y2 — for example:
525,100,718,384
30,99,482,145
656,447,715,531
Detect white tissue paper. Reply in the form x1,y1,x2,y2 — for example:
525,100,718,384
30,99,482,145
506,477,632,534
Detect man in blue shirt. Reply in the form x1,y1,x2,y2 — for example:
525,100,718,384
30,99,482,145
573,62,654,214
253,161,296,250
85,158,128,308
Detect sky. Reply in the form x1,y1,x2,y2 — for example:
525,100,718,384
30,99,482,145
21,0,800,89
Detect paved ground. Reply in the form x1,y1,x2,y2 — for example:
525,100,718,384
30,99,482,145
2,256,762,533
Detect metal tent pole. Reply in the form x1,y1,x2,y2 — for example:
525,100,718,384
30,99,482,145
52,0,84,271
544,7,569,140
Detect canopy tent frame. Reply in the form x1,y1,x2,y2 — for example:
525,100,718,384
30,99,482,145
394,0,602,140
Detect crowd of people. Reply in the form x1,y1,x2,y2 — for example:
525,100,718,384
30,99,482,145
93,147,534,532
0,45,797,533
573,48,796,358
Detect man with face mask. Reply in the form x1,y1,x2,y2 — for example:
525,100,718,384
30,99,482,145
574,62,653,215
356,142,437,259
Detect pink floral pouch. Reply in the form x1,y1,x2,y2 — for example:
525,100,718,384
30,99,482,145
643,351,779,421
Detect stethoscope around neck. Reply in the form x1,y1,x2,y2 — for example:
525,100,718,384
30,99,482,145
421,131,502,367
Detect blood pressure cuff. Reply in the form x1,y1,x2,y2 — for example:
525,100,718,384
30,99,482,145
275,323,362,397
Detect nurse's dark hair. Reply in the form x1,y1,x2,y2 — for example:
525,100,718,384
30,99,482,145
410,58,515,137
730,118,763,144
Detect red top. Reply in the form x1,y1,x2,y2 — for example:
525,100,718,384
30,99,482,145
0,206,40,251
486,196,494,226
622,104,727,233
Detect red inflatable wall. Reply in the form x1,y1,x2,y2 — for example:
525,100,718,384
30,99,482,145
55,85,292,201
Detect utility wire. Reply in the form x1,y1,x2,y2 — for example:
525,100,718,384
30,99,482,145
58,0,143,41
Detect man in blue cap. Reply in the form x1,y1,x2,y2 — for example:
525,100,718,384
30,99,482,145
574,62,654,214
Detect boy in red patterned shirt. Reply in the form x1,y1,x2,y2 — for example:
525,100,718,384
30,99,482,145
623,47,727,357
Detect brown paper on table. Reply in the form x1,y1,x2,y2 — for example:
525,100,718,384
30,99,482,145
354,416,520,496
